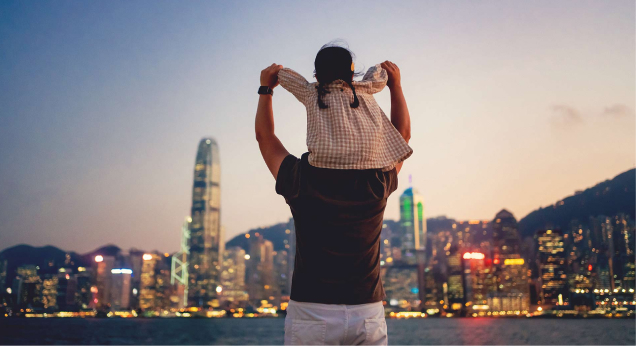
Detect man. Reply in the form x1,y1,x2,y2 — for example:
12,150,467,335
255,61,411,345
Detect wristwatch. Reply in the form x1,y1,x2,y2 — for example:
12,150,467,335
258,86,274,96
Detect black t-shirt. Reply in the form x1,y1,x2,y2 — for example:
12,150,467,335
276,153,399,304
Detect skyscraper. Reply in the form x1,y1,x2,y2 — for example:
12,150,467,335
246,234,275,307
139,253,172,312
489,210,530,312
399,187,426,260
536,229,568,306
188,138,223,307
220,247,247,307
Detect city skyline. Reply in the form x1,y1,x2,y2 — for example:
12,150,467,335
1,1,634,254
2,205,632,319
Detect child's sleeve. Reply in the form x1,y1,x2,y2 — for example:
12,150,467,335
361,64,388,94
278,68,311,105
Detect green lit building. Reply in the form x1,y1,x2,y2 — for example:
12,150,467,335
399,187,426,257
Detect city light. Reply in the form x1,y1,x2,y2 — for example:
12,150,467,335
94,255,103,262
504,258,525,266
143,254,153,261
6,288,11,294
216,286,223,293
244,254,250,260
463,252,485,260
111,269,133,274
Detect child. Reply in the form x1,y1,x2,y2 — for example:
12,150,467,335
277,43,413,171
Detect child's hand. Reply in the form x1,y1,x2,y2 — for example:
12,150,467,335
381,61,401,89
260,63,284,88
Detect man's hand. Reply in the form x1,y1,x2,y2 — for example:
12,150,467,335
381,61,401,90
261,63,284,88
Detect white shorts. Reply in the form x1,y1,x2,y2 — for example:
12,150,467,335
284,300,388,345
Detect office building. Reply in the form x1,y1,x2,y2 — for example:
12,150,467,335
246,234,274,307
220,247,247,306
188,138,224,307
93,255,115,309
14,265,42,309
399,187,426,262
139,253,172,312
536,229,568,306
489,210,530,312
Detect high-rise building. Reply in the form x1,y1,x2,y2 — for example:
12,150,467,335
220,247,247,307
489,210,530,313
110,268,132,310
445,250,464,311
382,264,421,312
74,267,92,310
246,234,274,307
536,229,568,306
127,249,144,310
56,269,78,311
41,275,59,310
452,220,492,249
462,251,492,314
188,138,223,308
612,214,635,291
93,255,115,309
14,265,42,309
139,253,172,312
399,187,426,258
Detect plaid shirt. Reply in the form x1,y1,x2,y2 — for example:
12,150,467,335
278,64,413,171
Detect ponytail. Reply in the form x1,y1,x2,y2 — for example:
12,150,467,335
316,83,330,109
346,81,359,108
315,81,359,109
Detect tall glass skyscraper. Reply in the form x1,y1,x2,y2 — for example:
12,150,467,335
188,138,224,307
399,187,426,252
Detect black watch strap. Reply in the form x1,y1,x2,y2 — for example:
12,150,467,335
258,86,274,96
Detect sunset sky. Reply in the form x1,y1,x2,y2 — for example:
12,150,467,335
1,0,634,254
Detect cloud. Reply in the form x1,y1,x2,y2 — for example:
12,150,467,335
550,104,583,129
601,104,634,118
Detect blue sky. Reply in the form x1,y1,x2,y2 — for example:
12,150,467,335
0,0,634,253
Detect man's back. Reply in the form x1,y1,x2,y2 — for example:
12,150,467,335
276,153,398,304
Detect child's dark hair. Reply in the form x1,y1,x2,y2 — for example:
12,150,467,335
314,42,364,109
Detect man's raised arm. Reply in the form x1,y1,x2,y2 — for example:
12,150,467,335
381,61,411,174
255,64,290,180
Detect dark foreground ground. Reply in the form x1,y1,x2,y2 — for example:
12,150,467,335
1,317,634,345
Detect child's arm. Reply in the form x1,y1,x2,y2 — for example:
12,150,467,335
361,64,388,93
381,61,411,174
278,68,311,105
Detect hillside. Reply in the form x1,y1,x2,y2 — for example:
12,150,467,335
518,168,635,238
225,219,293,252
